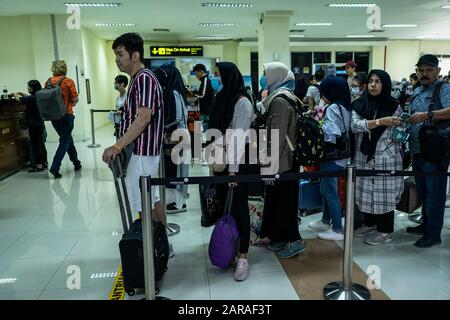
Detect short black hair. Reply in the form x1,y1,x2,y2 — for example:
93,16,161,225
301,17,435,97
193,64,207,73
115,75,129,87
27,80,42,95
112,33,144,63
409,73,418,81
314,69,326,81
353,73,368,86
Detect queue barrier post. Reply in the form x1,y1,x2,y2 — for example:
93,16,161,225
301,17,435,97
323,164,371,300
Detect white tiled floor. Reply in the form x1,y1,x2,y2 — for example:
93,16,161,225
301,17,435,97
1,124,450,300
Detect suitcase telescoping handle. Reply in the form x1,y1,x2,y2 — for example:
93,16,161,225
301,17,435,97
111,157,134,233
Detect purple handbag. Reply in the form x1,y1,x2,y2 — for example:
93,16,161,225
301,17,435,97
208,187,240,269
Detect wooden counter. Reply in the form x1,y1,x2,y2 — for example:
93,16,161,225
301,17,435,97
0,100,30,180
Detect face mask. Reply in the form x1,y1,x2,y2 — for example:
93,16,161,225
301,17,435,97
114,83,120,91
260,75,267,89
351,86,360,97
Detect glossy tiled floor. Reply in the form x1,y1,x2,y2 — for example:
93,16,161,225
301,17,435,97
0,125,449,300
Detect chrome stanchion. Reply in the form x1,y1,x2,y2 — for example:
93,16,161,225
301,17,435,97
87,109,100,148
140,176,155,300
159,152,181,237
323,164,371,300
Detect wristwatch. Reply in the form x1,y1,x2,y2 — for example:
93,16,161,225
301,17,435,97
427,110,434,120
376,119,381,126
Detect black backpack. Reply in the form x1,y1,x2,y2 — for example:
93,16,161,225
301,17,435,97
274,93,325,166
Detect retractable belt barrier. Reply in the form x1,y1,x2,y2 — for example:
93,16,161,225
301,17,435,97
146,169,450,187
87,109,112,148
139,166,450,300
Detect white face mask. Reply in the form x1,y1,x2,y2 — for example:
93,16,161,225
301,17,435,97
351,86,360,97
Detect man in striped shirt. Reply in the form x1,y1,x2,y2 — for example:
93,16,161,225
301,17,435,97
102,33,164,218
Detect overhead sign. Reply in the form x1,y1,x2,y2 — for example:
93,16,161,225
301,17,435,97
150,46,204,57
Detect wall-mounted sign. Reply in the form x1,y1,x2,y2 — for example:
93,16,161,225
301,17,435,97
150,46,203,57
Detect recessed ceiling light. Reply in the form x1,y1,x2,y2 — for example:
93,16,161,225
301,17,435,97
290,34,305,38
65,2,122,7
328,3,376,8
382,24,419,27
346,35,375,38
201,3,254,8
295,22,332,26
195,35,229,40
199,23,238,27
442,5,450,9
95,23,136,27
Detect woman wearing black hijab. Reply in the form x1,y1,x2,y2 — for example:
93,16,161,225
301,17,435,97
351,69,404,246
209,62,253,281
309,76,352,241
154,64,189,213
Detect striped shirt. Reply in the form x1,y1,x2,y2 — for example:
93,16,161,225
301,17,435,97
119,68,164,156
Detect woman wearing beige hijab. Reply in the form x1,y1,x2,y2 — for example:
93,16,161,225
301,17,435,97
259,62,307,259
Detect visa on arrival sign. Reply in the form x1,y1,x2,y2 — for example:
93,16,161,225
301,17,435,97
150,46,204,57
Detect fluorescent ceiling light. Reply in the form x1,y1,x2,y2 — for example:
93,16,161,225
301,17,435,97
96,23,136,27
65,2,121,7
290,34,305,38
328,3,376,7
0,278,17,284
295,22,332,26
91,273,118,279
442,5,450,8
199,23,238,27
201,2,254,8
346,35,375,38
382,24,418,27
196,35,229,40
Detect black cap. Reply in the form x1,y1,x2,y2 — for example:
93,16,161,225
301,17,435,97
416,54,439,67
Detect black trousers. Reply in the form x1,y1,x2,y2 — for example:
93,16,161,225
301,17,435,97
363,211,394,233
28,124,47,166
215,166,250,254
261,169,301,243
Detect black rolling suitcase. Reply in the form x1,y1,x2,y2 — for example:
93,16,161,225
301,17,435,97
111,158,169,296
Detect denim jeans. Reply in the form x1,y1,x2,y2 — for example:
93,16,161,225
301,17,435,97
412,154,448,240
51,113,81,172
320,161,344,233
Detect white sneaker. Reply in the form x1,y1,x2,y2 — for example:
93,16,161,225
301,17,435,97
234,258,249,281
354,225,377,238
318,229,344,241
309,220,331,232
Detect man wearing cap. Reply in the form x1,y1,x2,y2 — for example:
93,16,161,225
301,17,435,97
406,54,450,248
345,60,357,87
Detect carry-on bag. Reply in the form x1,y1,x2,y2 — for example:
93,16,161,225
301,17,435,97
111,158,169,296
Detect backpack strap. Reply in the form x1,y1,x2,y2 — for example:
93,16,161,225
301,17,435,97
428,81,445,112
45,76,66,89
55,76,67,87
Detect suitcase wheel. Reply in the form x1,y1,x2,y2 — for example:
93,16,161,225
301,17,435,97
126,289,135,296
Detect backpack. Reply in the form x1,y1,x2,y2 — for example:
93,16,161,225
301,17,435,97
418,81,450,167
35,77,68,121
208,187,240,269
274,93,325,166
